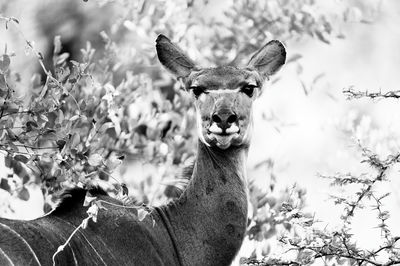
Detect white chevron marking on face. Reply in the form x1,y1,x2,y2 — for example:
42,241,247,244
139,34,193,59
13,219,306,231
207,89,240,94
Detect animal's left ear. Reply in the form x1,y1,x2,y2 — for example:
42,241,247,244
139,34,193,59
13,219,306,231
247,40,286,78
156,34,197,79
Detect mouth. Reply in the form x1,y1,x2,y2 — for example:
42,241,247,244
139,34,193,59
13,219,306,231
207,131,240,149
206,122,241,149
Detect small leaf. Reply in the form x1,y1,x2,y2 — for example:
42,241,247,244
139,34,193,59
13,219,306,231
121,183,128,196
56,139,66,151
70,133,80,147
137,208,149,221
95,200,106,210
18,186,30,201
100,31,109,42
39,113,49,122
22,172,30,184
81,218,89,229
8,142,18,152
12,161,23,176
314,30,330,44
4,155,12,168
84,194,97,206
87,204,99,222
14,154,29,163
56,53,69,65
98,170,109,181
53,35,62,55
80,100,86,110
0,74,6,91
26,121,38,131
104,154,123,171
98,122,114,133
54,169,61,178
37,52,44,60
0,54,11,74
164,185,182,199
0,178,11,192
37,82,48,101
10,17,19,24
88,153,103,166
43,202,52,213
70,60,80,67
6,128,18,141
69,115,80,121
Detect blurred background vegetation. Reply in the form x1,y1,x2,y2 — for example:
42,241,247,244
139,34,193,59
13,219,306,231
1,0,400,265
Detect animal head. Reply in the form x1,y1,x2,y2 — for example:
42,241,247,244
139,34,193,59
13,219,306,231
156,35,286,150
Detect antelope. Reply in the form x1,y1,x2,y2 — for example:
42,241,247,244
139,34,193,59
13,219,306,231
0,35,286,266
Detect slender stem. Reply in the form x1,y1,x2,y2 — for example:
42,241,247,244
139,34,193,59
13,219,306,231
0,143,58,150
52,216,90,266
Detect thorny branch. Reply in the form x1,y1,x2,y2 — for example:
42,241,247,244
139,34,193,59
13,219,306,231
242,145,400,266
343,86,400,100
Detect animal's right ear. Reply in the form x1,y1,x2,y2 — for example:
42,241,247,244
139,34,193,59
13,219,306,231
156,34,196,79
247,40,286,78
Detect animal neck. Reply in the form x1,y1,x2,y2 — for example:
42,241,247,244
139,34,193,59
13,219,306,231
163,141,249,265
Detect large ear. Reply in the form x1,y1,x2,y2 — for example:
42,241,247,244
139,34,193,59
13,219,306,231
156,34,196,79
247,40,286,77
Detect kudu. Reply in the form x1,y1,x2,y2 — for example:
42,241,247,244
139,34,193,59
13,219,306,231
0,35,285,266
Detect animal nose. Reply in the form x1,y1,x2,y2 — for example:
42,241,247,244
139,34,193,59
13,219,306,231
211,111,238,131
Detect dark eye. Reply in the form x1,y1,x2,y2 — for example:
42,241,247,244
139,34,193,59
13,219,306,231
190,86,207,98
241,84,257,97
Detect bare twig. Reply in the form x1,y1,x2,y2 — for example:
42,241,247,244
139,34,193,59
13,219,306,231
343,86,400,100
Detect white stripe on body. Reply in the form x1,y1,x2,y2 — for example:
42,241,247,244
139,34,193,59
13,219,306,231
79,232,107,266
0,247,15,266
0,223,41,266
